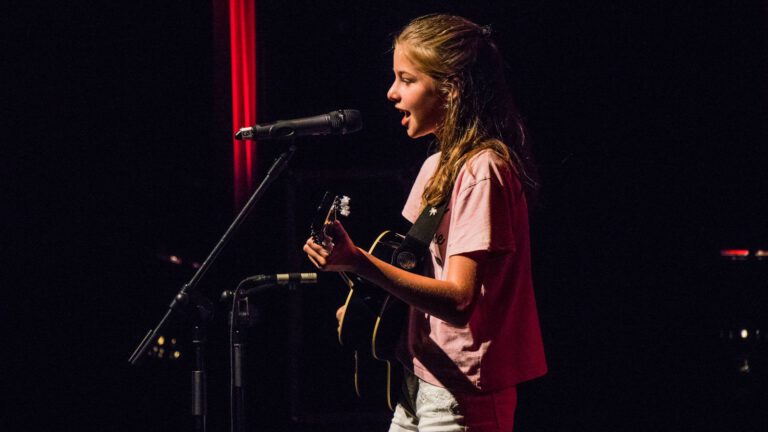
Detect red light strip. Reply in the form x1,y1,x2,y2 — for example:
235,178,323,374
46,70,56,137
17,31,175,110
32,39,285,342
229,0,257,208
720,249,750,257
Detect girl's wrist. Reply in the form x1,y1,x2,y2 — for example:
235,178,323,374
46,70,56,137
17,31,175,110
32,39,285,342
350,247,369,275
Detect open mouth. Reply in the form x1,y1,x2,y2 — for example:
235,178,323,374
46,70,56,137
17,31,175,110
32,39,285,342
398,109,411,126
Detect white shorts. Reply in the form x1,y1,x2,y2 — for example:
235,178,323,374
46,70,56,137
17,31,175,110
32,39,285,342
388,371,518,432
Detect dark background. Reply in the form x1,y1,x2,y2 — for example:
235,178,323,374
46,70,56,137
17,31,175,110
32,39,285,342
4,1,767,431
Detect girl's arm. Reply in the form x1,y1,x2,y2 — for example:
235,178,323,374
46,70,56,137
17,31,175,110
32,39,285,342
304,220,487,327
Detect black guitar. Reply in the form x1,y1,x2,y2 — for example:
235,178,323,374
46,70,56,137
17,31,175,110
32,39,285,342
310,192,408,411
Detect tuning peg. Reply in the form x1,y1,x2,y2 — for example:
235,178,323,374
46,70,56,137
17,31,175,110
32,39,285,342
339,196,351,216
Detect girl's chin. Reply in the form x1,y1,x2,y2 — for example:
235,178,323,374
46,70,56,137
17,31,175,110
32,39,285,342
407,128,435,139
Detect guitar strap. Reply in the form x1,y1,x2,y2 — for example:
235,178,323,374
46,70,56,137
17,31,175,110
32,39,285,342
392,198,450,273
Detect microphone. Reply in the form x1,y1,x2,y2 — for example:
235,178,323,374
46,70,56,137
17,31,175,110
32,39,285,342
221,273,319,301
243,272,318,285
235,109,362,140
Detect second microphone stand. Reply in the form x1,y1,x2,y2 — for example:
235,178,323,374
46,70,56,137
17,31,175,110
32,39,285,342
225,277,307,432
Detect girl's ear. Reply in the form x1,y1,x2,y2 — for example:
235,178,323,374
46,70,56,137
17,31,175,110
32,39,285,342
441,77,460,107
448,77,460,101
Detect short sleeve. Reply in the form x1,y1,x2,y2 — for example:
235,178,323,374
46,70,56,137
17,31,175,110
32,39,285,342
446,152,520,257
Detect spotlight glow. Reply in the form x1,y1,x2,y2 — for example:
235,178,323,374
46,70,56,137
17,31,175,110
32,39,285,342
720,249,749,258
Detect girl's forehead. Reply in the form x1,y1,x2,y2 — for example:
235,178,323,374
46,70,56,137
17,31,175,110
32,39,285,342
392,46,412,67
394,42,418,58
393,44,421,70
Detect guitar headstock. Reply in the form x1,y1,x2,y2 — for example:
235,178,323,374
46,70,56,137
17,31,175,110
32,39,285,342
310,191,351,246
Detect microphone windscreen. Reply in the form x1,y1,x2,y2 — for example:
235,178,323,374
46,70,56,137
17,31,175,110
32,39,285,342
340,109,363,134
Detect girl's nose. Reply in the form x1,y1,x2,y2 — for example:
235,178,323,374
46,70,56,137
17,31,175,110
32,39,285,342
387,82,399,102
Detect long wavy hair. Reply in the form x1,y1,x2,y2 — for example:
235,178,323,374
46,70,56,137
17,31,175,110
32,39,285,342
394,14,539,207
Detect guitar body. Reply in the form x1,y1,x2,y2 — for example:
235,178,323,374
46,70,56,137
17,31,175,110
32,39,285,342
338,230,410,411
350,345,404,413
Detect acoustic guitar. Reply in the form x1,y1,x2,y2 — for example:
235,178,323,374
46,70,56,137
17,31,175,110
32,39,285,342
310,192,409,411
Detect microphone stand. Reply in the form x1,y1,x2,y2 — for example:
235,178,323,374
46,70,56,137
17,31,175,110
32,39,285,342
191,321,208,431
221,288,250,432
228,279,257,432
225,277,305,432
129,143,298,431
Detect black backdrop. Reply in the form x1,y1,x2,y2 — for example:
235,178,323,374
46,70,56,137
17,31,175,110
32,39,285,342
5,1,768,431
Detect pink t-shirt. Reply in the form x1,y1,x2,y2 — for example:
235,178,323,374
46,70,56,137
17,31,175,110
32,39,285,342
399,150,547,392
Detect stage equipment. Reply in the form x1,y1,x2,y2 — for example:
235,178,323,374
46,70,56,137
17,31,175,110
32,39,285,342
220,273,319,432
235,109,362,140
129,138,301,432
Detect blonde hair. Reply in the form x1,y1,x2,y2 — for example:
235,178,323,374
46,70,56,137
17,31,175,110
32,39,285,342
394,14,538,207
